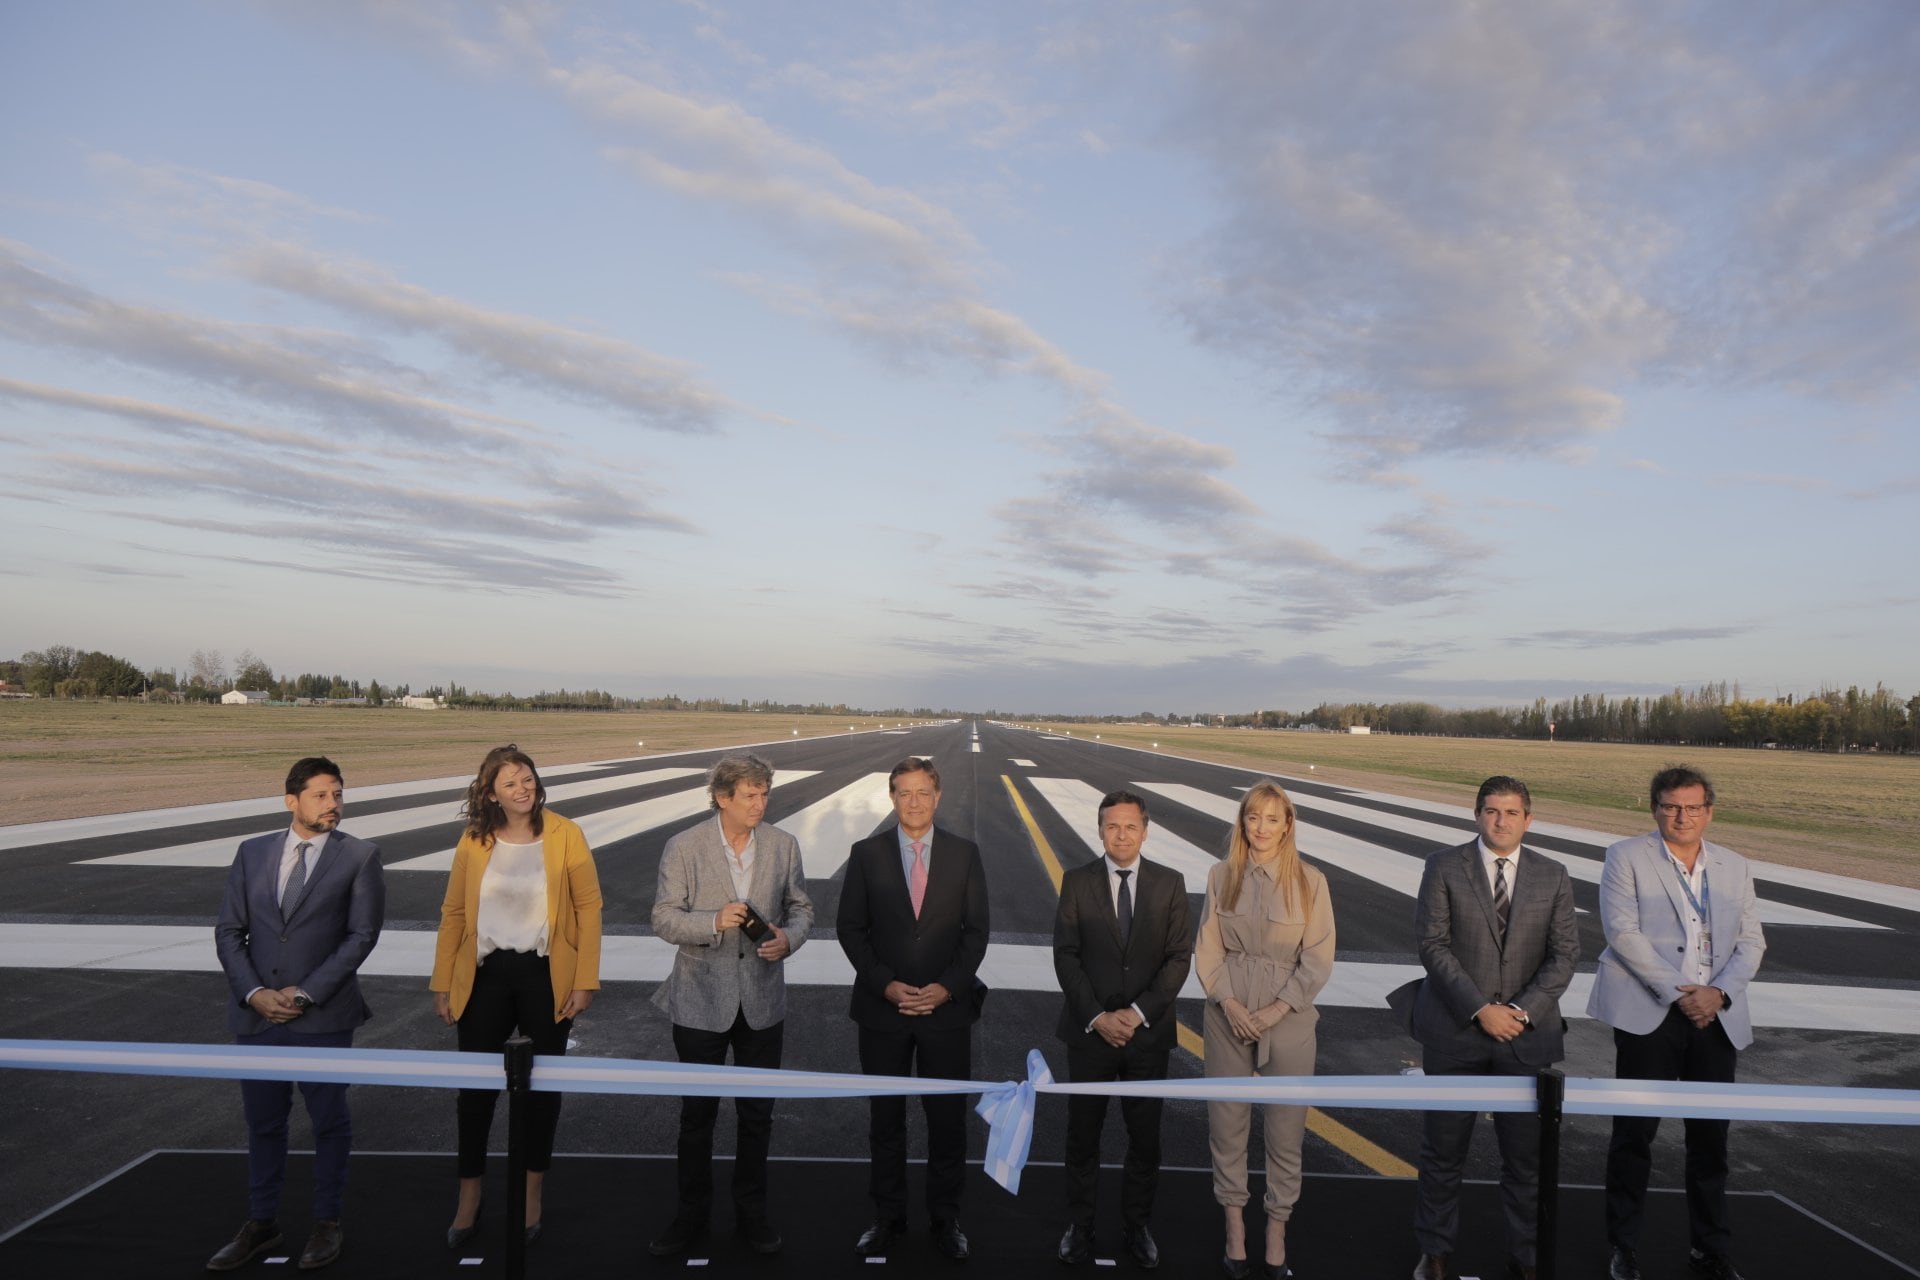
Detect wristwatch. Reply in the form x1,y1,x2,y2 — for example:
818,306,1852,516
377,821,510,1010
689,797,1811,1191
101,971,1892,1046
292,991,313,1010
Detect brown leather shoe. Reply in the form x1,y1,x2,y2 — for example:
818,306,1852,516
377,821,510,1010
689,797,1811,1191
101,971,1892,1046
1413,1254,1453,1280
297,1220,342,1270
207,1219,282,1271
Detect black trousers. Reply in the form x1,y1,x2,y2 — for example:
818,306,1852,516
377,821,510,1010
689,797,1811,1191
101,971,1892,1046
455,949,571,1177
1065,1040,1171,1231
1605,1006,1738,1258
1414,1039,1543,1264
672,1009,784,1222
859,1020,972,1220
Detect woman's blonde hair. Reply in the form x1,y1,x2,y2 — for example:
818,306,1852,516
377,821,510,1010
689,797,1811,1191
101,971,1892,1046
1221,779,1308,914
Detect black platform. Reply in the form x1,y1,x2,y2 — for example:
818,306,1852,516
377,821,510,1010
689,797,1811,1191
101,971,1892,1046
0,1151,1911,1279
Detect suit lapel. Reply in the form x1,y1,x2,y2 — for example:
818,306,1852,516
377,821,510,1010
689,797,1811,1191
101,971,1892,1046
1649,836,1692,928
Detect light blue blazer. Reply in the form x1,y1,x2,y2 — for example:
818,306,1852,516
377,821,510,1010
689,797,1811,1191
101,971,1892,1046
1585,831,1766,1049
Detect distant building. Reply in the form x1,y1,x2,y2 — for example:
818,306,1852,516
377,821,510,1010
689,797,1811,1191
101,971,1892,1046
1347,725,1372,735
221,689,271,706
399,695,445,710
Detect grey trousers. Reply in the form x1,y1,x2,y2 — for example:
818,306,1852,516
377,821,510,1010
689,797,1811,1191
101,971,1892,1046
1413,1039,1542,1265
1203,1000,1318,1219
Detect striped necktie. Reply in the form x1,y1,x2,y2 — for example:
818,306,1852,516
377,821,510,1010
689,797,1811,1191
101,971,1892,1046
1493,857,1511,937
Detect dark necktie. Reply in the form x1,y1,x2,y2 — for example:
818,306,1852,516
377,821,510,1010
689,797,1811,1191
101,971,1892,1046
1116,868,1133,945
1493,858,1511,937
283,841,311,915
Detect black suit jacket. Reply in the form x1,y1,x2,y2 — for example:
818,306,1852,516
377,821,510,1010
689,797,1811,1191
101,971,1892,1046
838,824,990,1030
1053,856,1192,1054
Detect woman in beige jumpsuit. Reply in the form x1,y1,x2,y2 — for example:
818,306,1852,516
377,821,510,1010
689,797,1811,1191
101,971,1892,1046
1196,779,1335,1279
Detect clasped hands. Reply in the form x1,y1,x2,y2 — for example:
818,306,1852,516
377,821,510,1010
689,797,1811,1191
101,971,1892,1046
1220,997,1288,1045
1675,983,1723,1028
1473,1003,1528,1042
885,980,953,1016
248,986,306,1024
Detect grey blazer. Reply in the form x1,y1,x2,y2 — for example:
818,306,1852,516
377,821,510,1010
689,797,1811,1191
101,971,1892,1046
1586,832,1766,1049
1396,841,1579,1067
214,828,386,1037
651,815,814,1032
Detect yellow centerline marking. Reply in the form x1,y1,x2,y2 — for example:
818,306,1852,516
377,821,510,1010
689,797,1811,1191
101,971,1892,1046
1001,774,1416,1180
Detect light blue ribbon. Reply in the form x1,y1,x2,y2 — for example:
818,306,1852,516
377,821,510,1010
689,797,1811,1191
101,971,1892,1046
977,1048,1052,1192
5,1037,1919,1199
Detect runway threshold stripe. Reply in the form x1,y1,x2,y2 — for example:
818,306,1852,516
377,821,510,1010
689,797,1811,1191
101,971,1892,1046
1006,775,1414,1181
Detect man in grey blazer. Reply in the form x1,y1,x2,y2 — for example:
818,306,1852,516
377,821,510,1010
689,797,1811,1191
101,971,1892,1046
208,756,386,1273
649,753,814,1258
1399,776,1578,1280
1054,789,1193,1270
1588,766,1764,1280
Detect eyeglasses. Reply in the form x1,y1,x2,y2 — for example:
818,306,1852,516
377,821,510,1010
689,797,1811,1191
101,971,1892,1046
1656,803,1710,818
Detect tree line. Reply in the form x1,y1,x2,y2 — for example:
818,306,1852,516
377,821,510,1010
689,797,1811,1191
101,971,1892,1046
5,644,1914,753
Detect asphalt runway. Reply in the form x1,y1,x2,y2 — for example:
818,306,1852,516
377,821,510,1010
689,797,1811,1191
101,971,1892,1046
2,720,1916,1271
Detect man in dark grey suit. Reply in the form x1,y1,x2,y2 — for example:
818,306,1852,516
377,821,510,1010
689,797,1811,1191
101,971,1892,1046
1400,776,1578,1280
839,756,990,1260
1054,788,1193,1270
649,753,814,1258
209,756,386,1272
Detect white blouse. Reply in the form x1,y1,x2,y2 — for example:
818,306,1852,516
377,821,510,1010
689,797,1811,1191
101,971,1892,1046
476,837,549,962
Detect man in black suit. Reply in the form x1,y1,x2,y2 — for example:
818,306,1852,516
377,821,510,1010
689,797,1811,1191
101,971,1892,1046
839,757,990,1261
1053,788,1193,1269
208,756,386,1272
1399,776,1579,1280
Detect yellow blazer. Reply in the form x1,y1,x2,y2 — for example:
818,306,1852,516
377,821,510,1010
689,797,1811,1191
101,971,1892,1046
429,810,603,1021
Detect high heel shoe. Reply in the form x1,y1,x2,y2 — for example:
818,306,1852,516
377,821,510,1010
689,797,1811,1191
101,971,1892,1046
445,1198,483,1251
524,1219,544,1245
1222,1257,1252,1279
1261,1262,1295,1279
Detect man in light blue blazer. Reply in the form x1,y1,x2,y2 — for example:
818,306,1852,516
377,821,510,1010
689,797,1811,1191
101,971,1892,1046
648,753,814,1259
209,756,386,1273
1587,766,1765,1280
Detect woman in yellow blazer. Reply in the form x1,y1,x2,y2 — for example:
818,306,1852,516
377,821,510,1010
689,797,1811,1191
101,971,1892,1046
430,745,602,1249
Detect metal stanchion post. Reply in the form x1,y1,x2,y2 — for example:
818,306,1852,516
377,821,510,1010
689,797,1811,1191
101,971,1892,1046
1536,1067,1565,1280
503,1035,533,1280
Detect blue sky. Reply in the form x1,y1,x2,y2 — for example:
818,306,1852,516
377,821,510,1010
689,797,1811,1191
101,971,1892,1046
2,1,1915,713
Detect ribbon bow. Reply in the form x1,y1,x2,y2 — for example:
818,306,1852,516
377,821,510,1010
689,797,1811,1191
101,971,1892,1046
976,1047,1054,1193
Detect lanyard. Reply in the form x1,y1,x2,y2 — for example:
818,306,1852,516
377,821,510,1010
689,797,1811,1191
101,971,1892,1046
1668,854,1710,924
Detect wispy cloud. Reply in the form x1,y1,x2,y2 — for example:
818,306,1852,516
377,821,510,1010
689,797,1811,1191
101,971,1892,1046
1509,626,1747,650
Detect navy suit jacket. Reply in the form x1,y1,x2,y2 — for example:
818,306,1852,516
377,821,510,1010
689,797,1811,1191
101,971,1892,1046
214,828,386,1037
838,824,990,1030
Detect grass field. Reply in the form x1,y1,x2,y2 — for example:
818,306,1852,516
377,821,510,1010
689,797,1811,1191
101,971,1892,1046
3,703,1915,887
0,702,902,823
1019,721,1920,886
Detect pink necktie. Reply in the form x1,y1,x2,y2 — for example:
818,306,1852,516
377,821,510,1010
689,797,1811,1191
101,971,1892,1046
909,841,928,918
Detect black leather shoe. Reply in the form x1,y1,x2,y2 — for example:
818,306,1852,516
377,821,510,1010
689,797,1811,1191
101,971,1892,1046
207,1219,282,1271
1608,1246,1642,1280
856,1218,908,1257
1058,1223,1093,1265
1688,1250,1744,1280
524,1220,543,1246
1221,1257,1252,1280
1124,1225,1160,1269
1261,1265,1295,1280
649,1214,707,1257
297,1220,342,1271
446,1195,483,1251
1413,1254,1452,1280
737,1217,782,1254
932,1218,970,1260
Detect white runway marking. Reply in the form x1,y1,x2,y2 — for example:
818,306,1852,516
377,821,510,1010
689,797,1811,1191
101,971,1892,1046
1326,787,1920,915
1026,778,1218,891
773,773,894,880
76,768,708,869
0,758,635,852
3,923,1912,1035
381,773,819,873
1009,759,1036,768
970,742,980,752
1151,782,1885,929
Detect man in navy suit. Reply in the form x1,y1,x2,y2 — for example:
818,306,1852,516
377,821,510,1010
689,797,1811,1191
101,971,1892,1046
838,757,990,1261
208,757,385,1272
1053,789,1192,1270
